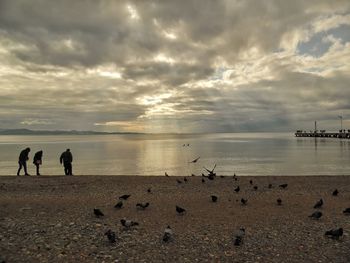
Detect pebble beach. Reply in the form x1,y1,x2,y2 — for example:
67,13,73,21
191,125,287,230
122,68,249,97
0,175,349,263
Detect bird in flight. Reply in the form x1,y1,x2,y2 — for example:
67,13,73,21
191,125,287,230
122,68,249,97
189,157,200,163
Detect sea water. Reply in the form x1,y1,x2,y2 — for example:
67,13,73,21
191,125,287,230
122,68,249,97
0,133,349,176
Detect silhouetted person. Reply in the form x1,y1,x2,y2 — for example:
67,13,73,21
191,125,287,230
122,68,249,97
60,149,73,175
17,147,30,176
33,150,43,176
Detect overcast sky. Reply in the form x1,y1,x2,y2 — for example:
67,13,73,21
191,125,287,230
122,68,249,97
0,0,349,133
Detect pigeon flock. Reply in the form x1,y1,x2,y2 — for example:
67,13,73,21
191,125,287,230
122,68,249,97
91,157,348,248
89,154,350,251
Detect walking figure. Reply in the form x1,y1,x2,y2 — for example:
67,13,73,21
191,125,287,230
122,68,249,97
17,147,31,176
33,150,43,176
60,149,73,175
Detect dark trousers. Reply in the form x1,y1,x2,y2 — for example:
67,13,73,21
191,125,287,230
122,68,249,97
17,161,28,175
64,162,72,175
35,164,40,175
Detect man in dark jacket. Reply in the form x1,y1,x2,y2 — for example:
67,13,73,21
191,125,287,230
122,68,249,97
33,150,43,176
60,149,73,175
17,147,30,176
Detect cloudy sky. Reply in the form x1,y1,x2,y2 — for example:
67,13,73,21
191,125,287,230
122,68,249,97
0,0,349,133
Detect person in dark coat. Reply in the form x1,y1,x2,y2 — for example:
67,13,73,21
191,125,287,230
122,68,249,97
33,150,43,176
17,147,30,176
60,149,73,175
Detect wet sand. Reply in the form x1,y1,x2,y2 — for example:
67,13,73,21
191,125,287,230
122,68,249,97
0,175,349,263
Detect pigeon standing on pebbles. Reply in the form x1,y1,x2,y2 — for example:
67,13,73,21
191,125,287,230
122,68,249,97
119,194,131,200
94,208,104,218
147,188,151,193
268,184,273,189
241,198,248,205
163,226,173,242
202,178,205,183
332,189,339,196
325,228,343,240
176,179,182,184
114,201,123,209
253,186,258,191
105,229,116,243
279,184,288,189
277,198,282,205
176,205,186,214
234,186,240,193
343,208,350,215
120,219,139,228
165,172,169,177
313,199,323,209
249,180,253,185
136,202,150,210
309,211,323,219
184,177,188,183
234,228,245,246
211,195,218,202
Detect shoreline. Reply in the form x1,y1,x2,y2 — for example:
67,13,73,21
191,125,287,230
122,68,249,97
1,175,349,262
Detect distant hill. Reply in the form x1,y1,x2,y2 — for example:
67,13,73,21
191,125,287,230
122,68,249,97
0,129,142,135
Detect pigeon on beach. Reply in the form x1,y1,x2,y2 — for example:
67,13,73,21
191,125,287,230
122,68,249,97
120,219,139,228
136,202,150,210
176,205,186,214
105,229,116,243
325,228,343,239
163,226,173,242
94,208,104,217
119,194,131,200
114,201,123,209
309,211,322,219
313,199,323,209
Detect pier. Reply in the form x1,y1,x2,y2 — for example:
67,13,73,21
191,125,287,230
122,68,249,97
295,130,350,138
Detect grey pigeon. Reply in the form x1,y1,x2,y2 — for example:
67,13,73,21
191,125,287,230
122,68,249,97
309,211,322,219
325,228,343,239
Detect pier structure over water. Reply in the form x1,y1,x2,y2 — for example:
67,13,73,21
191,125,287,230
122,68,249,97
295,130,350,138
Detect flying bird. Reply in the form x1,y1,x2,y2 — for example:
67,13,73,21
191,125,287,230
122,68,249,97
93,208,104,218
136,202,150,210
309,211,322,219
332,189,339,196
211,195,218,202
163,225,173,242
234,186,240,193
105,229,116,243
176,205,186,214
342,208,350,215
277,198,282,206
325,228,343,240
241,198,248,205
234,228,245,246
313,199,323,209
120,219,139,228
114,201,123,209
119,194,131,200
189,157,200,163
279,184,288,189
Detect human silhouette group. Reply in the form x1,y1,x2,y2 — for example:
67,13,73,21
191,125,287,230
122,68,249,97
17,148,73,176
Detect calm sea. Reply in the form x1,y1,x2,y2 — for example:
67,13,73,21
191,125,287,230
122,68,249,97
0,133,349,176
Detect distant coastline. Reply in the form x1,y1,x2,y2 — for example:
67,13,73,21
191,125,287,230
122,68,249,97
0,128,143,135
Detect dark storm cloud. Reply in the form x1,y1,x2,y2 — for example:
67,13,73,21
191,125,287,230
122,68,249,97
0,0,349,132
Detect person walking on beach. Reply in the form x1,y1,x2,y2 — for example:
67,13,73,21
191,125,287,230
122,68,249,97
17,147,31,176
33,150,43,176
60,149,73,175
